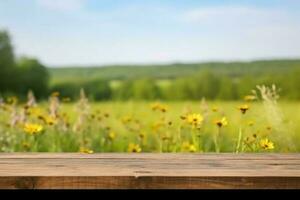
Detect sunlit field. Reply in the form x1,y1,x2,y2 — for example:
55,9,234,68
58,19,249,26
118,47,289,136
1,86,299,153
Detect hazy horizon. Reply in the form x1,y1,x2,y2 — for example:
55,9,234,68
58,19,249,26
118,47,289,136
47,56,300,68
1,0,300,66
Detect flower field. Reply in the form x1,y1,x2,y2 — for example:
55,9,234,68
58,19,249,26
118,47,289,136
0,86,299,153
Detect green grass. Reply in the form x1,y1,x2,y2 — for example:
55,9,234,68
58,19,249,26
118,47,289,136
1,99,299,153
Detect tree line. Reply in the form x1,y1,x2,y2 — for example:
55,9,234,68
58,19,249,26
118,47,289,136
53,68,300,101
0,30,49,99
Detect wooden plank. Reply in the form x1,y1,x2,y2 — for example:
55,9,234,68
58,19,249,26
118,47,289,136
0,153,299,189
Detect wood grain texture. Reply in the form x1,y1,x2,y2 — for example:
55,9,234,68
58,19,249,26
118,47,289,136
0,153,299,189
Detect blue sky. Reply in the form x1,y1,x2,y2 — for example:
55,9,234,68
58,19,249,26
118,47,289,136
0,0,300,66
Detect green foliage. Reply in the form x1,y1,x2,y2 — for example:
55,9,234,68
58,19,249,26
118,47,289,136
217,77,237,100
166,78,192,100
50,66,300,101
0,30,49,99
131,79,160,100
112,78,160,100
279,69,300,100
0,30,16,93
49,60,300,84
16,57,49,97
51,83,80,100
51,79,111,101
49,59,300,101
84,79,111,101
112,80,134,100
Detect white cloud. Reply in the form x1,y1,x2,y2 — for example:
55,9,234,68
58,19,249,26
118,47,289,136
181,6,286,25
36,0,85,12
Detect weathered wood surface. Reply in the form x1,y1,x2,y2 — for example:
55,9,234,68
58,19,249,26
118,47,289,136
0,153,299,189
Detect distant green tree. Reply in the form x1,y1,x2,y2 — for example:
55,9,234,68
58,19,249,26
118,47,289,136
17,57,49,97
0,30,16,93
217,77,238,100
51,82,80,100
236,76,256,98
112,80,134,100
84,80,111,101
166,78,193,100
276,70,300,100
131,79,160,100
191,70,220,99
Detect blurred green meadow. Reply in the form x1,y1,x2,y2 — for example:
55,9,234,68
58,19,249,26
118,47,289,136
1,87,299,153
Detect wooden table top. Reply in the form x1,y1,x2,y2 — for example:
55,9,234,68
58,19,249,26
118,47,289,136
0,153,299,189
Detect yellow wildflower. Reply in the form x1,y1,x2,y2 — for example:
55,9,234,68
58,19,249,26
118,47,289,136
6,96,18,105
186,113,204,127
238,104,250,114
151,102,161,111
150,102,168,113
27,107,43,117
38,115,56,126
181,141,197,152
161,135,171,141
22,141,31,150
90,114,96,119
180,115,187,120
244,95,256,101
252,133,257,139
139,132,145,139
214,117,228,128
79,147,94,154
260,138,275,150
188,144,197,152
244,134,257,144
151,121,164,132
45,116,56,125
23,123,43,135
108,131,116,141
128,143,142,153
212,106,218,112
247,121,255,126
121,116,132,124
